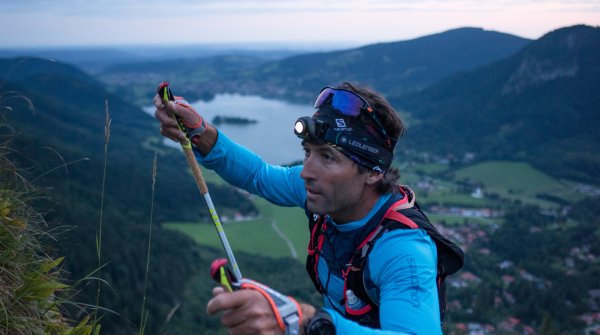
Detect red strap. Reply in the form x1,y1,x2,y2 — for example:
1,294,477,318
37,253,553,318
381,193,418,229
384,210,419,229
240,282,303,332
240,282,287,331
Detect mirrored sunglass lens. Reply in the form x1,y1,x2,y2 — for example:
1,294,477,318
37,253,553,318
314,88,334,108
331,90,363,116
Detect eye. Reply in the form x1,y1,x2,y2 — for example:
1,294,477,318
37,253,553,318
302,147,311,160
321,152,335,162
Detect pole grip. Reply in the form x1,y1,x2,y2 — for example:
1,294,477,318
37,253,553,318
182,145,209,195
157,82,209,195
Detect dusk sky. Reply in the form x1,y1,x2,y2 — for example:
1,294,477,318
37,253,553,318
1,0,599,48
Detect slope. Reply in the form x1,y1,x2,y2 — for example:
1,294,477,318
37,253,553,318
399,25,600,183
236,27,531,102
0,57,257,334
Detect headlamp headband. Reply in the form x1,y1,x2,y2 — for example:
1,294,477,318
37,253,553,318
294,87,395,173
314,87,388,139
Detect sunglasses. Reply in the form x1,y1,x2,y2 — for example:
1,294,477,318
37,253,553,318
314,87,388,138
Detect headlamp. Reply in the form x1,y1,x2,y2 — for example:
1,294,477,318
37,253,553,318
294,116,327,144
294,119,306,135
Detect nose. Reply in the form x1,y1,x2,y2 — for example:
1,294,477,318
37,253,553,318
300,155,316,181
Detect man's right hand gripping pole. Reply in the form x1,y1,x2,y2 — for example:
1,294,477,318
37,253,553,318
209,258,304,335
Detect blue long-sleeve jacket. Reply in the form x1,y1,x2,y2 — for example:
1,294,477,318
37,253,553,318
194,131,442,334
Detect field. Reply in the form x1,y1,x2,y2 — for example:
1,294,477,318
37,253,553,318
165,160,583,259
451,161,581,207
402,160,584,209
165,191,308,260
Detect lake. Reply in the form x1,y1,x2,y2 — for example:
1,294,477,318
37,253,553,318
147,94,312,165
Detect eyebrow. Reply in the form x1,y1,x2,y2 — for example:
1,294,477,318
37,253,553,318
303,141,339,156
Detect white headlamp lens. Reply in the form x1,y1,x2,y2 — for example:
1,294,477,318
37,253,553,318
294,120,305,135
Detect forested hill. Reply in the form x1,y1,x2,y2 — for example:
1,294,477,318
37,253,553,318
398,25,600,183
0,57,258,334
0,57,256,221
97,27,531,105
241,27,531,102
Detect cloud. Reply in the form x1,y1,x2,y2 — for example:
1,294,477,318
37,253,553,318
4,0,599,16
0,0,598,47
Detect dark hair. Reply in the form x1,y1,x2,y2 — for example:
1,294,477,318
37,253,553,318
338,82,405,194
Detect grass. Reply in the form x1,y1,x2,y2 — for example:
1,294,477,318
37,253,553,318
164,179,308,260
427,214,503,226
138,153,157,335
403,160,588,209
0,122,97,335
452,161,572,207
420,191,496,207
93,100,111,332
407,162,450,175
454,161,558,193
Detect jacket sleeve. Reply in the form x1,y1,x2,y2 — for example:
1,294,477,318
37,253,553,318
326,229,442,335
192,130,306,207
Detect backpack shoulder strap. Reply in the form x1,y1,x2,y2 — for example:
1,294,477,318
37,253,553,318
306,213,327,293
380,185,419,229
347,186,464,325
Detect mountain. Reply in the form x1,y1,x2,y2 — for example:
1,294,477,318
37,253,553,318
231,27,531,102
0,45,309,74
399,25,600,183
0,57,258,334
95,27,531,105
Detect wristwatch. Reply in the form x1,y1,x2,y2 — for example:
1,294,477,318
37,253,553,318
189,119,207,146
304,310,335,335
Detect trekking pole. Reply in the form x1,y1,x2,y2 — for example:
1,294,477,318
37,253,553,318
157,82,243,282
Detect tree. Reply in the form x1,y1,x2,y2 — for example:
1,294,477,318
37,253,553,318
538,314,560,335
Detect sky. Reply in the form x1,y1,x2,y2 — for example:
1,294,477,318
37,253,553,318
0,0,599,48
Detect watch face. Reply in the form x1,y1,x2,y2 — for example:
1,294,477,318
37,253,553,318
308,319,335,335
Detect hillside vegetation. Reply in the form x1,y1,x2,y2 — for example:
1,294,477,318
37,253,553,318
0,58,258,334
399,25,600,184
0,127,96,335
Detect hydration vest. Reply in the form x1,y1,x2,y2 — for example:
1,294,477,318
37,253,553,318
305,186,464,328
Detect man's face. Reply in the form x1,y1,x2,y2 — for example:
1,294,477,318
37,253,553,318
300,141,374,223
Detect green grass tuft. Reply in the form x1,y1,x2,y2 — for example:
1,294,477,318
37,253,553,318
0,121,97,335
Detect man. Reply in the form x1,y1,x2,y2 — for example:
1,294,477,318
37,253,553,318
154,82,463,334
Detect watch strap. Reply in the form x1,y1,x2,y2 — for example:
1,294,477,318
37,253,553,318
304,310,335,335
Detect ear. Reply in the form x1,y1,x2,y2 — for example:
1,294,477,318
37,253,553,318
365,170,384,186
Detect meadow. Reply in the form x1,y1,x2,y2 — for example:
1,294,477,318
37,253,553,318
164,168,308,260
402,160,580,208
164,159,577,259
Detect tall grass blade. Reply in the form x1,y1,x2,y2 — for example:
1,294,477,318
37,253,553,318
139,153,158,335
94,99,111,331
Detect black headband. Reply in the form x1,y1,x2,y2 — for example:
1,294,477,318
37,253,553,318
312,103,394,172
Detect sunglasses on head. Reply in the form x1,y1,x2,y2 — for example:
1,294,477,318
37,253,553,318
314,87,388,138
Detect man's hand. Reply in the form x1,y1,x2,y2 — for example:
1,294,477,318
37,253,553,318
153,94,203,143
153,93,217,154
207,286,283,335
